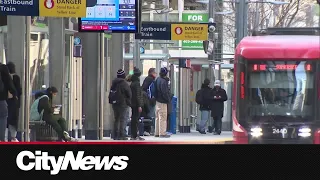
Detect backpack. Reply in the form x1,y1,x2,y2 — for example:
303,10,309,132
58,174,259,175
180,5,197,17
147,81,156,99
30,95,49,121
195,89,203,105
108,82,124,105
147,81,156,106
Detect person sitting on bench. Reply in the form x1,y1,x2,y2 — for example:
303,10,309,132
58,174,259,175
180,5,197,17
33,87,76,142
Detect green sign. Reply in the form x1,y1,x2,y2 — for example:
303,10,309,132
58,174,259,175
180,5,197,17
182,12,208,50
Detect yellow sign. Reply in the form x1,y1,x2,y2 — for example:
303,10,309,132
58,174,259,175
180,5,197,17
171,24,208,41
39,0,86,17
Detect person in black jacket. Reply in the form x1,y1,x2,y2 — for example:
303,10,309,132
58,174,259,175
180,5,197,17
111,69,132,140
154,67,171,138
142,68,157,123
196,79,212,134
0,63,16,142
6,62,22,142
130,67,144,140
210,80,227,135
37,87,76,141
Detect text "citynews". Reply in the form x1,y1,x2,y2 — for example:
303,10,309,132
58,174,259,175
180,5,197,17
16,151,129,175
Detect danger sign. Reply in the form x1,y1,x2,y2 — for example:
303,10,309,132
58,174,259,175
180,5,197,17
171,24,208,41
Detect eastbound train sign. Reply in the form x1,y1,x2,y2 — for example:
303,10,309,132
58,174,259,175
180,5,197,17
137,21,214,41
0,0,86,17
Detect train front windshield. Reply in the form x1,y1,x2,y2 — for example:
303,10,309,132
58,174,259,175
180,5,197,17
246,61,315,122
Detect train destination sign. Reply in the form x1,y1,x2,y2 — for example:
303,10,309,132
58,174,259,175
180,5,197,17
136,22,212,41
0,0,86,17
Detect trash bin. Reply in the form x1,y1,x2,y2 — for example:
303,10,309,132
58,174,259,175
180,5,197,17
169,96,177,134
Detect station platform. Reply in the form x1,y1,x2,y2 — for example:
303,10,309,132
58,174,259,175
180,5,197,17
78,131,233,144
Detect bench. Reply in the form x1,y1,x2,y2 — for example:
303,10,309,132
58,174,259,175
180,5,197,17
29,121,59,141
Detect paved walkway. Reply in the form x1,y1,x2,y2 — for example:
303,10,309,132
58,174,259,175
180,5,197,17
78,131,233,144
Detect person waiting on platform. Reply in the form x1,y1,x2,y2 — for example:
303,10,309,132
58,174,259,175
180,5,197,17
195,79,212,134
210,80,228,135
6,62,22,142
154,67,171,138
31,87,76,142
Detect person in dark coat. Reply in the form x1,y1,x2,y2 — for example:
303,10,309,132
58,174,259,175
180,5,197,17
142,68,157,120
6,62,22,142
0,63,16,142
111,69,132,140
130,67,144,140
196,79,212,134
210,80,227,135
154,67,171,138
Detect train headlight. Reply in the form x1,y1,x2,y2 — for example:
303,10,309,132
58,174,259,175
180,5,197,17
298,127,311,137
250,127,263,137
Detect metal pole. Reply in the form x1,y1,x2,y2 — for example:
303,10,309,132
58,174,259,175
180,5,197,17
133,38,141,69
235,0,248,46
99,33,105,140
0,30,4,64
24,16,31,142
208,0,215,81
178,68,183,129
162,0,170,68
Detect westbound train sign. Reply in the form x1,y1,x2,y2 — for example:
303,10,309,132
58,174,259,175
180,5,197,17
137,21,214,41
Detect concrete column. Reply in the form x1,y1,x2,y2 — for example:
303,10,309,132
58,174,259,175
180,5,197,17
48,18,65,106
82,33,100,140
7,16,26,140
111,34,124,78
107,33,124,138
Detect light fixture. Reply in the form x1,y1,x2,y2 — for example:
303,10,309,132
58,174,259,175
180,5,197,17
250,127,263,137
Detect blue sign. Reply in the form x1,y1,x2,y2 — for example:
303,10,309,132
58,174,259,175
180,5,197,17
79,0,138,33
136,22,171,40
74,37,81,45
140,47,145,54
0,0,39,16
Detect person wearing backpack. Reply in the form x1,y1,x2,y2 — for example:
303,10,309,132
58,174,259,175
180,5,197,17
30,87,76,142
154,67,171,138
0,63,17,142
195,79,212,134
109,69,132,140
130,67,144,140
142,68,156,135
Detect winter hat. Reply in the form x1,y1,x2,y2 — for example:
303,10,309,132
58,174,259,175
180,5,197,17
204,78,210,85
214,80,221,86
160,67,168,76
117,69,126,78
133,67,141,77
